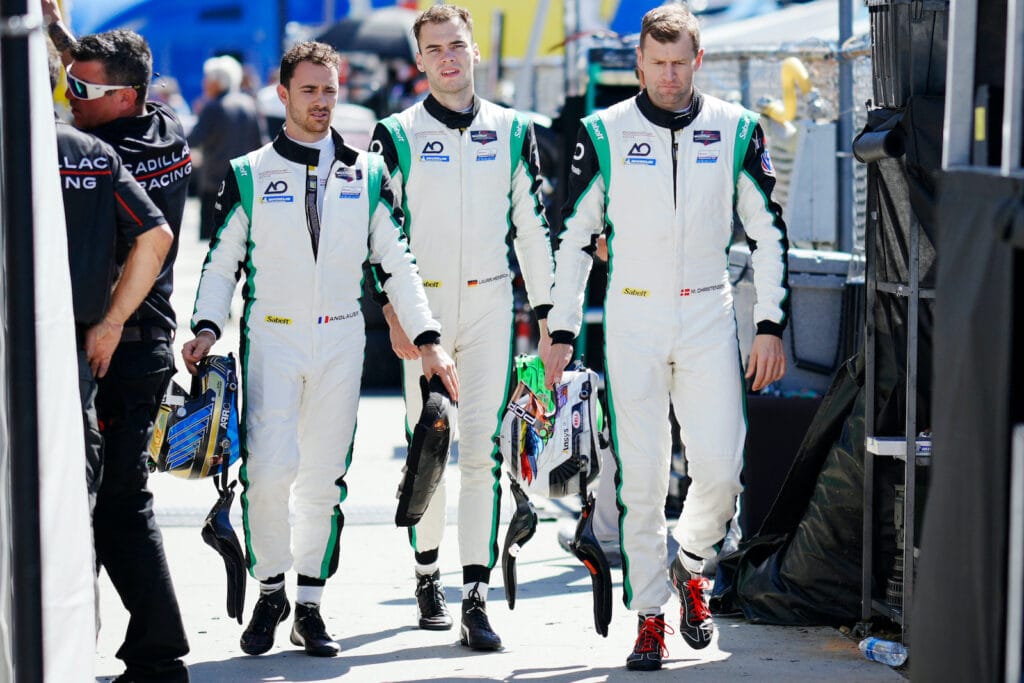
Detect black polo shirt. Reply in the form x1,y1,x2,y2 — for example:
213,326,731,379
57,119,166,326
89,101,192,333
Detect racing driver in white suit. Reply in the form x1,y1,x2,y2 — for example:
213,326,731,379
183,41,458,659
368,5,555,651
543,5,789,672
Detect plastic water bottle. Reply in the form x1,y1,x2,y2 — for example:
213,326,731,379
858,637,908,666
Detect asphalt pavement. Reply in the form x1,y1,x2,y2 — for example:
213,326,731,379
93,199,904,682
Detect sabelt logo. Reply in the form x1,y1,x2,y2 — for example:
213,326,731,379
265,315,292,325
622,287,650,297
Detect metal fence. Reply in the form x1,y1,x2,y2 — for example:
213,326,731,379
485,37,874,261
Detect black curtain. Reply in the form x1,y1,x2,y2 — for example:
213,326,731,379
912,171,1024,682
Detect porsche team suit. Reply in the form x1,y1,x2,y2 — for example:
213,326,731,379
192,130,440,583
547,90,790,614
370,95,555,581
89,101,192,682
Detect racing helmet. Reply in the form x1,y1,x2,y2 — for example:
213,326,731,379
499,355,609,499
148,354,240,479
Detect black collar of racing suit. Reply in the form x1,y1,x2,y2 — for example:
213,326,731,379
423,93,481,130
271,128,359,167
636,89,703,131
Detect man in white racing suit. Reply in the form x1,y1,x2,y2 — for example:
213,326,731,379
368,4,555,651
183,41,458,659
542,5,789,672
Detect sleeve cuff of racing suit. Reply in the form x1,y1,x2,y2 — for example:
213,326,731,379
192,320,221,339
532,304,551,320
550,330,576,345
756,320,785,338
414,331,442,346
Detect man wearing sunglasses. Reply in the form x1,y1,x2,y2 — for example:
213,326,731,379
44,2,193,682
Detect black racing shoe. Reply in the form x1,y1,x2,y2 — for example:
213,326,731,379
240,588,291,655
460,590,502,651
671,556,714,649
626,614,673,671
416,570,453,630
290,602,340,657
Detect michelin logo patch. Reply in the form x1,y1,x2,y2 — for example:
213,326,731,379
420,140,450,162
625,142,656,166
697,151,718,164
476,149,496,162
261,180,294,203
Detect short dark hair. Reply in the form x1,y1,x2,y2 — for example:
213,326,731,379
413,5,473,49
640,4,701,56
70,29,151,102
279,41,340,88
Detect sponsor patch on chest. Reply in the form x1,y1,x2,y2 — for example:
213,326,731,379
693,130,721,146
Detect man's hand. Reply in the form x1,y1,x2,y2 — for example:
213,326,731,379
419,343,459,401
85,318,123,378
40,0,61,24
182,330,216,375
383,303,420,360
746,334,786,392
542,342,573,389
537,318,552,363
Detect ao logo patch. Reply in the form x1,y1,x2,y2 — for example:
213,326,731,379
625,141,655,166
261,180,294,203
421,141,449,162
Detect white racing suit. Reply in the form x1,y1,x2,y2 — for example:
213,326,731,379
548,90,789,613
192,131,440,582
370,95,555,572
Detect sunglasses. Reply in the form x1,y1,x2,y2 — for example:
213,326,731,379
66,69,140,100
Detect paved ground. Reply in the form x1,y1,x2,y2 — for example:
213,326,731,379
93,200,904,682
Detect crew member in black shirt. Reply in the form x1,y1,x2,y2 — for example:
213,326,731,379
45,2,193,680
50,44,173,517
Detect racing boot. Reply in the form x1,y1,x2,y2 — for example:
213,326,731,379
626,613,673,671
240,587,290,655
460,587,502,651
671,555,714,649
290,602,340,657
415,570,453,630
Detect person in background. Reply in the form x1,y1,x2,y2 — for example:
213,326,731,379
188,55,266,241
542,4,789,672
44,1,195,679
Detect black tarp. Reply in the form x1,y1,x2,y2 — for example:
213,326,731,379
715,97,942,625
912,171,1024,682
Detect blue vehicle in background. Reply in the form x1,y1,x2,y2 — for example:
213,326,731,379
67,0,405,105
